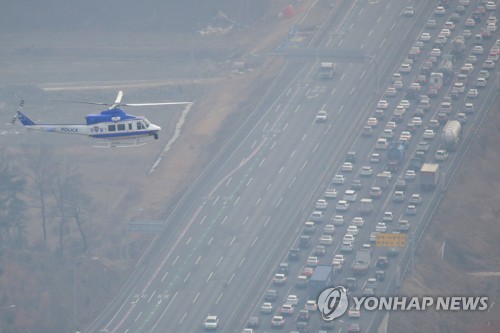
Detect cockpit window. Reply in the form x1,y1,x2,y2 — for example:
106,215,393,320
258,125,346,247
143,119,151,128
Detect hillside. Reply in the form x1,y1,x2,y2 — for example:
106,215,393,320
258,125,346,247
388,94,500,332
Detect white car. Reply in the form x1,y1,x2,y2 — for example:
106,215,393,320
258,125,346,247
343,189,357,202
306,256,319,267
375,138,389,150
360,166,373,177
435,149,449,161
393,80,403,90
315,199,328,210
304,300,317,312
367,117,378,127
332,215,345,226
440,28,451,37
423,129,435,139
465,18,475,27
430,48,441,57
467,88,479,99
420,32,431,42
399,100,410,109
375,223,387,232
319,234,334,246
385,87,397,97
336,200,349,211
434,6,445,16
377,100,389,109
370,232,378,243
286,294,299,306
342,162,353,172
316,110,327,122
411,117,422,127
405,170,416,181
370,153,381,163
386,121,397,130
348,307,361,318
382,211,393,223
352,217,365,227
333,174,345,185
204,315,219,330
472,46,484,55
343,234,355,243
325,188,337,198
347,225,359,236
486,1,496,11
323,224,335,235
261,302,273,314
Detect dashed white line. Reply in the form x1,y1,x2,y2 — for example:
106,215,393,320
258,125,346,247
134,311,142,322
341,73,345,80
161,271,169,282
274,104,281,113
279,166,284,174
165,292,177,311
361,44,364,49
207,272,213,282
288,176,296,188
290,150,296,158
255,197,261,206
148,290,156,303
305,88,311,96
270,141,277,150
283,122,288,131
228,272,236,285
360,70,366,80
368,29,373,37
172,255,179,266
212,195,219,206
251,140,257,149
276,196,283,207
208,237,213,246
195,256,201,265
263,122,269,131
185,237,191,246
379,38,386,49
264,216,271,227
359,8,364,15
234,196,240,206
217,256,223,267
246,177,252,186
259,158,265,168
193,292,200,304
350,86,356,94
349,23,354,30
390,22,396,31
216,292,223,305
251,237,258,247
339,104,345,113
300,160,308,171
242,216,249,225
266,183,272,191
229,236,236,247
331,87,336,95
324,124,332,134
377,16,382,23
179,312,187,324
221,215,228,225
286,87,292,96
301,134,307,141
338,39,343,46
200,216,206,225
313,142,320,153
294,105,301,113
184,272,190,283
239,257,246,267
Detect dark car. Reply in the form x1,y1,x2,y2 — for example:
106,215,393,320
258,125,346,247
375,256,389,269
296,310,310,322
346,277,358,290
264,289,279,302
350,179,363,190
295,275,308,289
246,316,261,329
278,262,289,275
299,235,311,249
289,247,301,261
348,323,361,333
346,151,357,163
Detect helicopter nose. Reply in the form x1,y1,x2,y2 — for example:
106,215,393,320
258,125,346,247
151,124,161,132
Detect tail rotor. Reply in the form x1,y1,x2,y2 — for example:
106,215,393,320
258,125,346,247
10,99,25,125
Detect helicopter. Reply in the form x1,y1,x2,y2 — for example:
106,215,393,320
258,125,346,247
12,91,191,147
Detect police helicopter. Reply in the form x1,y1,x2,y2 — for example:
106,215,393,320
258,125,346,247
12,91,190,147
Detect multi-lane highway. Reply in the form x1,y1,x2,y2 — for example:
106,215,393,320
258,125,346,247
86,0,498,332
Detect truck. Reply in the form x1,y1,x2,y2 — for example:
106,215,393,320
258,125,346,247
420,163,440,191
318,62,337,79
375,173,390,190
359,198,373,215
308,265,334,299
428,72,444,97
387,141,406,172
451,35,465,57
442,120,461,151
351,250,371,275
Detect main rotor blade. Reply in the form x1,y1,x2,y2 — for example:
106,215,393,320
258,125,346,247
114,91,124,105
54,99,111,106
123,102,191,107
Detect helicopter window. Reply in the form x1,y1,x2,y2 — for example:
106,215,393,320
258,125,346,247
108,124,116,132
117,124,126,131
128,123,132,130
137,122,144,130
143,119,151,128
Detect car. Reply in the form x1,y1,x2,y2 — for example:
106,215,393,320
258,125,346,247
466,54,477,64
247,316,261,329
336,200,349,211
435,149,449,161
395,177,406,191
303,221,316,234
377,100,389,110
352,217,365,227
400,131,411,141
315,199,327,210
370,232,378,243
375,223,387,232
369,186,382,199
409,193,423,205
296,309,310,323
417,141,429,152
423,129,435,139
472,45,484,55
400,62,412,73
478,70,490,80
465,18,476,27
301,267,315,277
455,5,466,14
310,211,324,223
459,0,470,5
382,211,393,223
348,307,361,319
286,294,299,306
344,189,357,202
444,21,456,30
463,29,473,39
289,247,301,261
398,219,410,232
393,79,403,90
304,300,317,312
426,19,437,28
360,166,373,177
347,225,359,236
386,121,397,130
332,254,345,266
348,323,361,333
346,277,358,290
315,110,327,122
420,32,431,42
362,125,374,136
367,117,378,127
332,215,344,226
381,170,392,181
375,256,389,269
464,102,475,114
277,262,289,275
483,59,495,69
486,1,496,11
323,224,335,235
411,117,423,127
375,138,389,150
370,153,381,163
319,234,333,246
440,28,451,37
204,315,219,330
403,6,415,16
385,87,397,97
242,328,253,333
261,302,273,314
265,289,279,302
313,245,326,256
457,112,467,124
434,6,446,16
350,179,363,190
405,169,416,181
365,277,378,290
392,191,405,203
306,256,319,267
325,187,337,199
343,234,355,243
271,315,285,328
406,205,417,215
273,273,287,285
467,88,479,99
342,162,353,172
295,275,308,289
333,174,345,184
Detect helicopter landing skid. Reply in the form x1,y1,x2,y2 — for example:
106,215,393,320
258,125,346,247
93,137,152,148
